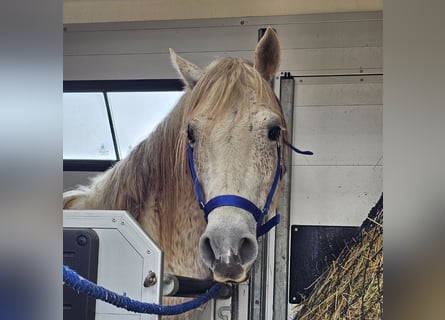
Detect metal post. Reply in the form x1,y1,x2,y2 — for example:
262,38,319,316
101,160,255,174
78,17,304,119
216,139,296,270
103,92,120,161
248,235,267,319
273,74,295,319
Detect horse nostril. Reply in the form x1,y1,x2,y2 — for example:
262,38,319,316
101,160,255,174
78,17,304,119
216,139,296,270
199,236,216,268
199,231,258,272
238,236,257,265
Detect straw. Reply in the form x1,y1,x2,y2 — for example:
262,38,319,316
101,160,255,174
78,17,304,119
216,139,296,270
293,195,383,320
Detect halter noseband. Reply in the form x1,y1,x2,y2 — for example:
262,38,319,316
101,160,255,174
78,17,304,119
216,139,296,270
187,143,282,237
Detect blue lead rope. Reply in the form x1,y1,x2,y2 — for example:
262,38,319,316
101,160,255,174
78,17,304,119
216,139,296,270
63,265,223,316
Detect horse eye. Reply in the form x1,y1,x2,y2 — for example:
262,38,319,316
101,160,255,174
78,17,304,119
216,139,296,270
187,125,196,143
268,126,281,141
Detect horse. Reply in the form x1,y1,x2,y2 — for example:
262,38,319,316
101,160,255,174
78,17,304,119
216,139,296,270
63,27,287,319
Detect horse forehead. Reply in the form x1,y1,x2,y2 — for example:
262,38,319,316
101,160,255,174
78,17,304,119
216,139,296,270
204,111,263,134
200,107,278,136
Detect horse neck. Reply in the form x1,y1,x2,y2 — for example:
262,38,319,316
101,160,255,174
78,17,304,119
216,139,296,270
102,95,196,219
122,96,204,252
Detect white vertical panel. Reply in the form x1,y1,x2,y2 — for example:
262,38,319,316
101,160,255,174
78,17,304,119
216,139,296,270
292,105,383,166
290,166,382,226
290,74,382,227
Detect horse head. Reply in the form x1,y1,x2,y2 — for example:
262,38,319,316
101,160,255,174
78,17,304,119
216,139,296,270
171,28,285,283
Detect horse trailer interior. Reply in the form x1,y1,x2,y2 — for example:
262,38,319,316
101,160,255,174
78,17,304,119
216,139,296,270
63,11,382,320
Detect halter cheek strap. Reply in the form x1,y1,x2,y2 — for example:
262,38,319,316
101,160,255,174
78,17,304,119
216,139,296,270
187,143,281,237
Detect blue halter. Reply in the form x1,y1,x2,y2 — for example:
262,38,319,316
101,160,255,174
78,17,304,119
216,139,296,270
187,142,282,237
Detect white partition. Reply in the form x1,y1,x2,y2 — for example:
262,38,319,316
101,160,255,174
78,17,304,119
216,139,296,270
290,75,383,227
64,210,163,320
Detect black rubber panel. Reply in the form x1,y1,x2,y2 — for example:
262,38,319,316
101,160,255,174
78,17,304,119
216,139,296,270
288,225,359,304
63,228,99,320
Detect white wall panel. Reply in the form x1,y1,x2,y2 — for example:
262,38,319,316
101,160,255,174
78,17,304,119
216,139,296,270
295,75,382,106
290,166,382,226
280,47,382,75
63,12,383,80
64,0,382,25
292,105,382,166
64,53,178,80
291,75,383,167
276,20,382,49
64,20,382,56
64,47,382,80
289,73,382,227
64,12,382,32
64,51,253,80
64,27,259,56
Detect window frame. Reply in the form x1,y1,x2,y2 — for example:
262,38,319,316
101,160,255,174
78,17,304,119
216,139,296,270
63,79,183,172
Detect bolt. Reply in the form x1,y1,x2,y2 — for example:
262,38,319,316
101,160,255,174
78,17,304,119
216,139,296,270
112,218,117,222
77,235,87,246
144,271,157,287
121,221,125,225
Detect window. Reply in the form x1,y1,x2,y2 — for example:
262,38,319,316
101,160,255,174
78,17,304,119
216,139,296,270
108,91,183,158
63,80,183,171
63,92,116,160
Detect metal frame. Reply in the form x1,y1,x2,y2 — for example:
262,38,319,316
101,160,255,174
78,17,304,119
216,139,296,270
273,74,295,319
64,79,183,92
103,92,120,161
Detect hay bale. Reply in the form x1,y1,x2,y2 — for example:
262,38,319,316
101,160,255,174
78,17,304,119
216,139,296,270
293,195,383,320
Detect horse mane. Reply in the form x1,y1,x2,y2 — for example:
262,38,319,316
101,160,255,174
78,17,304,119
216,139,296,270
71,92,191,217
64,57,288,222
186,57,283,121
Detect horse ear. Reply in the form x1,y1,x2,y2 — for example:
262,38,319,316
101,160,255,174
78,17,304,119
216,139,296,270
254,27,280,82
169,48,204,89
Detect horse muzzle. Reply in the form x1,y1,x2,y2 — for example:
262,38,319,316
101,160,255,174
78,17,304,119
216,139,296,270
213,251,248,283
199,215,258,283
